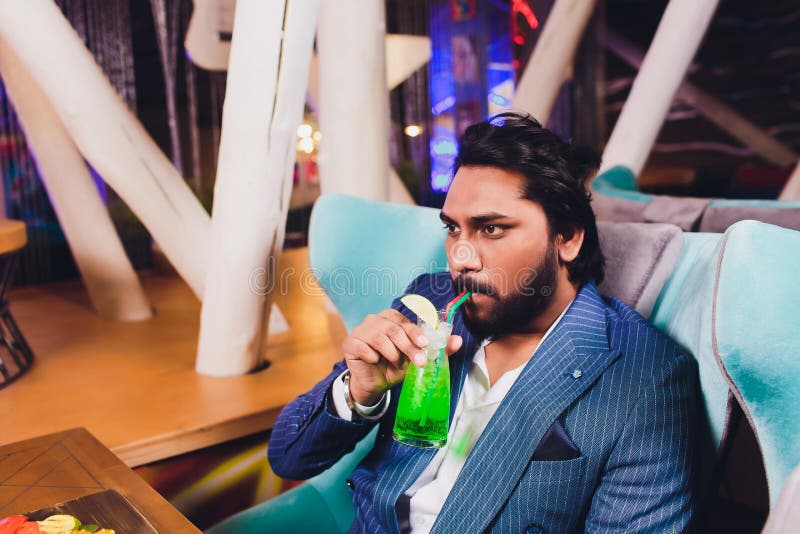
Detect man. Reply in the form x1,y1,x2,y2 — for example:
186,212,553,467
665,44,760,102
269,113,700,533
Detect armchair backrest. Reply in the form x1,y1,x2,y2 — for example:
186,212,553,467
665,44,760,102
592,165,800,233
309,195,448,331
649,220,800,504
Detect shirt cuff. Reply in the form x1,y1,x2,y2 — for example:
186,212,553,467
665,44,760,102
331,370,391,421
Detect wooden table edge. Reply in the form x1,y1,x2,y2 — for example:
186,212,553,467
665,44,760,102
112,408,282,467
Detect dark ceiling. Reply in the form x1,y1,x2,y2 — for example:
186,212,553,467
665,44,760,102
605,0,799,195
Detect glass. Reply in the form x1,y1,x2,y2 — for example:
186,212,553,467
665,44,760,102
392,310,452,448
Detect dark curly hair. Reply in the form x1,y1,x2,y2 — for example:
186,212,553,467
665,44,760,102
454,111,605,285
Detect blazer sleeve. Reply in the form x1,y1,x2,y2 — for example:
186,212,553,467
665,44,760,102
584,352,701,533
267,275,425,481
267,359,378,480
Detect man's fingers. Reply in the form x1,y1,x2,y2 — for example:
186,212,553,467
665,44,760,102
378,309,429,348
381,319,426,366
446,335,463,356
342,337,381,365
354,309,433,367
378,308,411,324
362,328,403,365
350,318,408,366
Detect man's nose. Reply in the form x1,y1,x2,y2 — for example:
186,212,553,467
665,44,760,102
449,238,482,272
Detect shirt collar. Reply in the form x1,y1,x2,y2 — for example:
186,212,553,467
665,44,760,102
469,297,575,400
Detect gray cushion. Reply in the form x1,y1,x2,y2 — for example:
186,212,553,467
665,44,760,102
592,191,711,231
699,204,800,233
591,192,649,223
597,221,684,318
642,196,712,231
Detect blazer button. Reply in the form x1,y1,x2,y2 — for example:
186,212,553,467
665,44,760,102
525,524,544,534
346,479,354,489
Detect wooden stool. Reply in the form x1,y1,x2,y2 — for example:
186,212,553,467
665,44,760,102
0,220,33,389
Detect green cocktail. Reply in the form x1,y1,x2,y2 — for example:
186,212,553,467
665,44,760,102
392,315,452,448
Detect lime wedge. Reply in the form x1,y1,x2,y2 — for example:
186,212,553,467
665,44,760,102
37,514,80,533
400,294,438,328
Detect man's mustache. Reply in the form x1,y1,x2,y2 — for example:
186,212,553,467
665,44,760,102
453,276,497,296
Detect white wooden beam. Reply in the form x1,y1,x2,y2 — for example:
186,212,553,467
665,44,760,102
779,161,800,201
306,34,431,112
317,0,390,200
512,0,598,125
0,0,211,297
600,0,721,176
196,0,319,376
390,168,415,205
0,37,152,321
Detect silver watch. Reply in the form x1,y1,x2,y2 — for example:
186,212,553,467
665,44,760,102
342,369,359,414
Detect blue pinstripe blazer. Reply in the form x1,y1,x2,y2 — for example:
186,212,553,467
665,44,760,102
269,273,701,533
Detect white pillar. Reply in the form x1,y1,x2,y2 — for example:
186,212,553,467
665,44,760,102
779,161,800,201
307,34,430,112
390,169,415,205
0,0,211,297
196,0,319,376
603,28,798,169
512,0,598,125
0,38,152,321
600,0,720,176
317,0,390,200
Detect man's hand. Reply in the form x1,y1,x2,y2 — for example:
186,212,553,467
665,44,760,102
342,309,463,405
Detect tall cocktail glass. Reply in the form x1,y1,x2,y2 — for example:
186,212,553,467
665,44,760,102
392,311,451,448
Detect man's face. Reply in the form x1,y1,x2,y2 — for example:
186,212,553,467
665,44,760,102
441,166,559,339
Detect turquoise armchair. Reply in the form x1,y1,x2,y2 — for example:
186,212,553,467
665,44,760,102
207,195,800,532
592,165,800,232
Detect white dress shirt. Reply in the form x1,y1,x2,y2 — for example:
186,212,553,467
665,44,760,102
333,302,572,533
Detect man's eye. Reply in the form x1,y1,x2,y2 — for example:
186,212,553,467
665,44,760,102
443,224,458,234
483,224,505,237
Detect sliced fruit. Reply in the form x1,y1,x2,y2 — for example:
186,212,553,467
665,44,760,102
400,294,438,328
16,522,41,534
36,515,80,534
0,516,28,534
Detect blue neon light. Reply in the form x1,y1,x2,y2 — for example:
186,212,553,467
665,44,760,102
433,172,453,191
431,137,458,157
431,96,456,115
489,93,510,107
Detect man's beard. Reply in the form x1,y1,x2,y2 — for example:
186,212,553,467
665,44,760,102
454,242,559,340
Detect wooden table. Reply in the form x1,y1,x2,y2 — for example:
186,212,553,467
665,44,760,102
0,428,199,532
0,248,341,466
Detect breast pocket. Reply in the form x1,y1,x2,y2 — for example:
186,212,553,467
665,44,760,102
492,456,589,534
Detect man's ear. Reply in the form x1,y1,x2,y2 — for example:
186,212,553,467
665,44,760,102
557,228,585,263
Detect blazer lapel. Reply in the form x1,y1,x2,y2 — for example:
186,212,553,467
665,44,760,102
373,306,479,533
432,283,621,533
